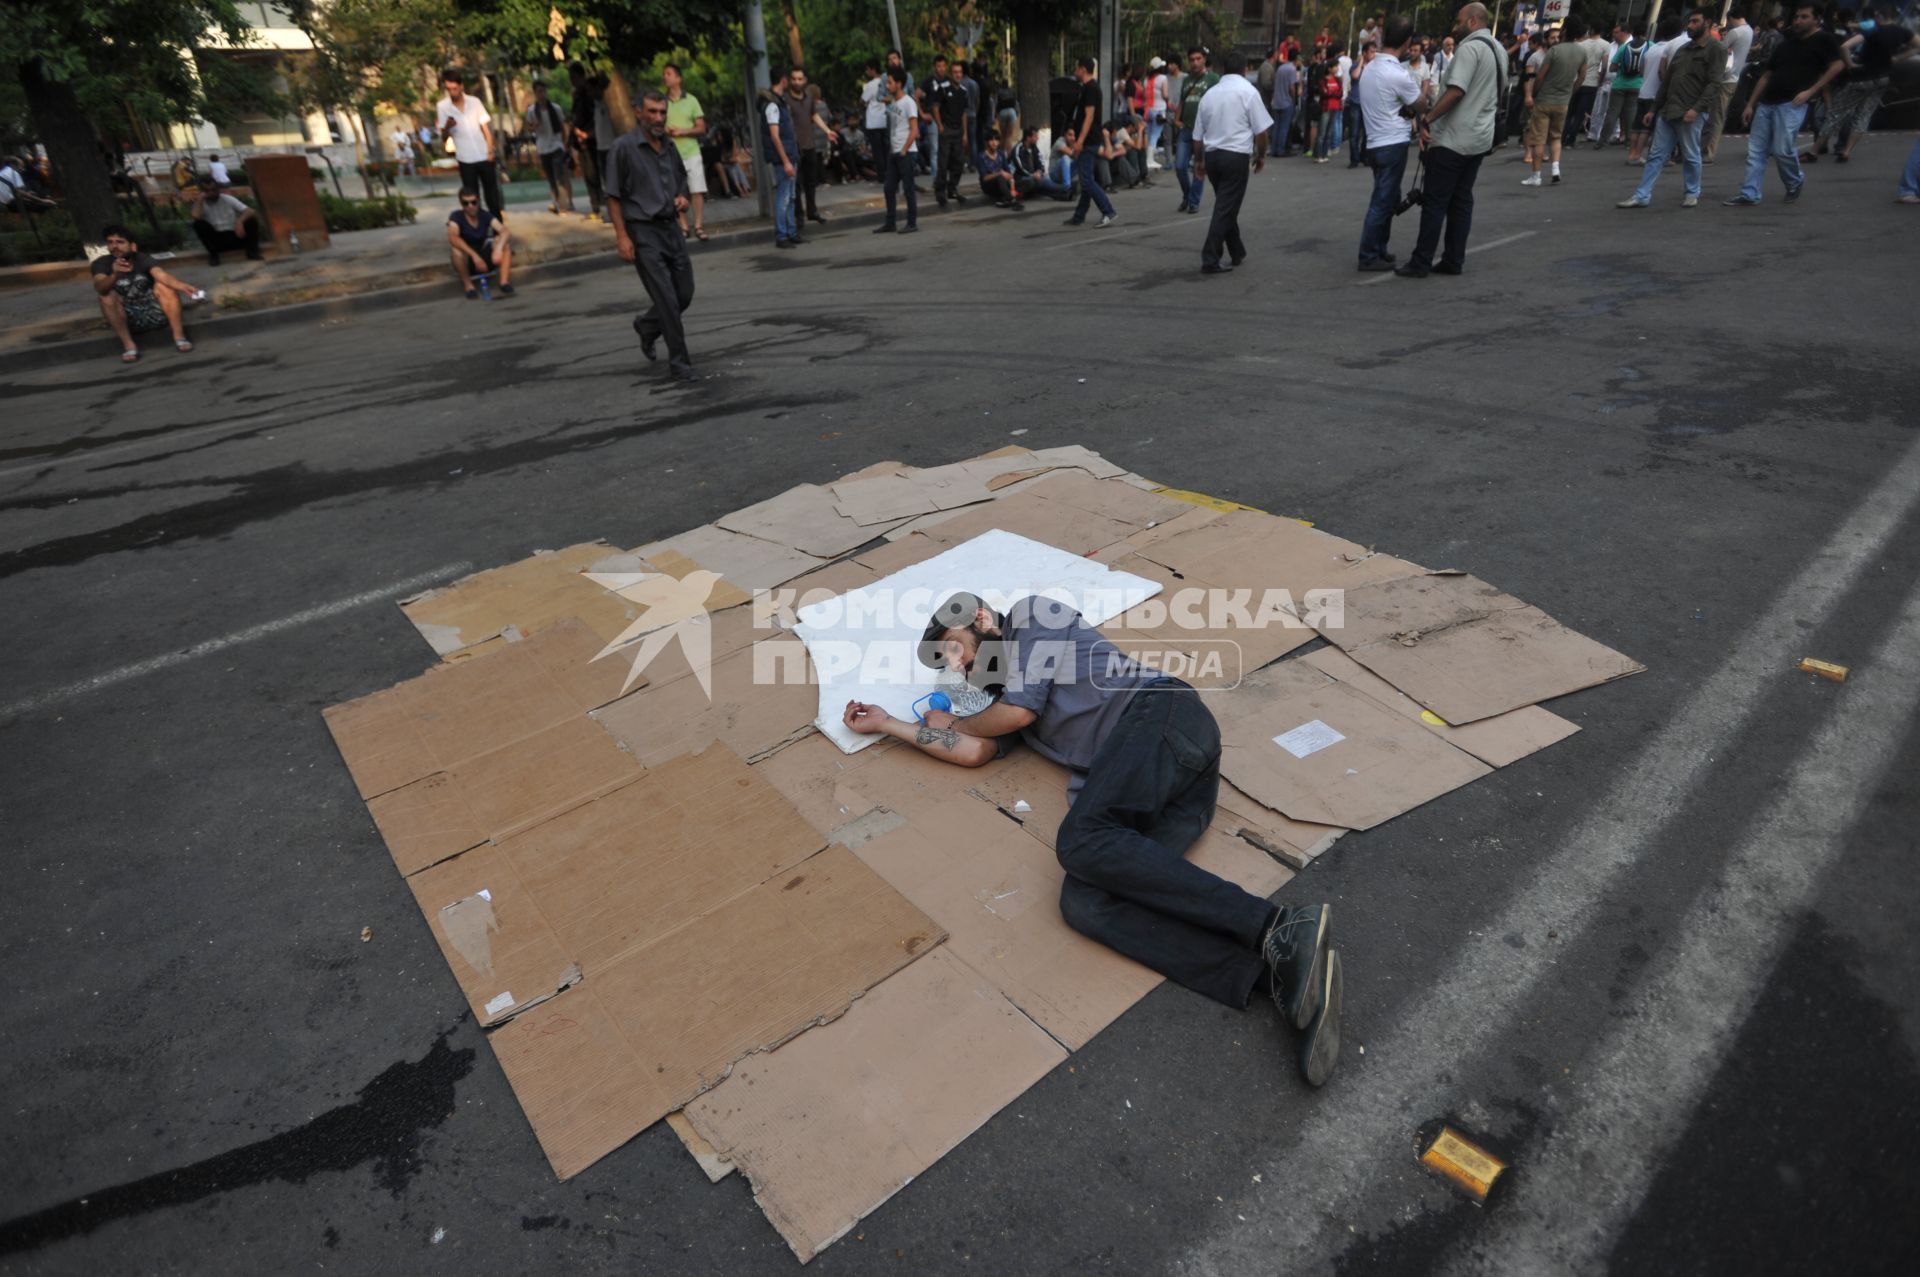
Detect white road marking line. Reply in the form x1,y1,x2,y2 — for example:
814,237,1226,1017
1455,576,1920,1275
1040,221,1176,251
1178,431,1920,1275
1357,230,1539,284
0,561,472,720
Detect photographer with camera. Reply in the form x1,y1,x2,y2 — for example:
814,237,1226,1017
1356,15,1424,271
1397,3,1504,278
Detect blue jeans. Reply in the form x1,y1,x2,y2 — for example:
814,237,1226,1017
1324,109,1344,153
1359,142,1409,264
1903,135,1920,198
1346,103,1366,165
1740,100,1806,201
1049,154,1074,187
1071,146,1115,221
1147,113,1165,158
1055,682,1272,1009
771,167,797,240
921,121,938,173
1633,114,1704,202
1174,127,1201,208
1270,105,1294,155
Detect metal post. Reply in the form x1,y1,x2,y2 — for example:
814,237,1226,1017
744,0,773,218
1098,0,1117,115
885,0,902,53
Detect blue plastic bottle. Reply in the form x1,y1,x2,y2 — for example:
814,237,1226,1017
911,690,953,722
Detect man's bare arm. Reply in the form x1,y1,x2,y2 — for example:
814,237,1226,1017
951,701,1037,738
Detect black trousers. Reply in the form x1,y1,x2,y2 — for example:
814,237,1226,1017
1565,86,1599,144
938,127,967,199
1408,145,1483,272
192,217,261,260
576,142,604,213
799,147,824,217
626,219,695,373
1055,682,1272,1008
881,151,918,227
456,159,503,216
1201,150,1251,269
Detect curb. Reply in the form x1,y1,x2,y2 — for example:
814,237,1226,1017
0,192,913,376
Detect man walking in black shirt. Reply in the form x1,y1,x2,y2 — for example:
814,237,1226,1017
1063,57,1119,227
1725,5,1846,205
605,90,697,383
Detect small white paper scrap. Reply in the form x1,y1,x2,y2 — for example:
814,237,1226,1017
1273,720,1346,759
477,888,492,901
484,991,515,1016
1013,800,1032,814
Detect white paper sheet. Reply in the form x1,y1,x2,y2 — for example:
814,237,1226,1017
794,530,1162,754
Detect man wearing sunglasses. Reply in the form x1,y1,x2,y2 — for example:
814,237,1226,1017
445,187,513,299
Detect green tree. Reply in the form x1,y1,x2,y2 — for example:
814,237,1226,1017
2,0,267,245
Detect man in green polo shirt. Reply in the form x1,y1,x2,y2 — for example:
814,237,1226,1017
1173,46,1220,214
662,62,708,241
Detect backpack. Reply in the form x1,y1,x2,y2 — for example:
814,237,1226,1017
1620,41,1648,77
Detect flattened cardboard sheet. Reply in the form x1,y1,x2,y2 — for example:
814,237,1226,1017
1216,780,1346,869
1098,554,1316,689
405,747,822,1025
683,947,1066,1262
323,619,637,802
1012,470,1193,529
1322,573,1645,725
748,732,886,839
591,635,819,768
830,472,939,525
489,843,942,1180
1300,647,1581,768
366,716,644,876
1213,660,1491,831
1135,510,1427,604
716,483,911,558
399,542,640,656
628,525,825,593
916,490,1139,556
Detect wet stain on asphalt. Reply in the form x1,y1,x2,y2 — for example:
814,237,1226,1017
0,390,834,579
0,1028,475,1255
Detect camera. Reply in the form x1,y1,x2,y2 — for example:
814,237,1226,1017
1394,184,1425,215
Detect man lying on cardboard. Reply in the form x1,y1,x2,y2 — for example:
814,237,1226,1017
842,590,1343,1085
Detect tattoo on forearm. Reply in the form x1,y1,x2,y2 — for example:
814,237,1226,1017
915,725,961,750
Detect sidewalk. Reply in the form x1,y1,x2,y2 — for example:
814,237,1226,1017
0,175,896,372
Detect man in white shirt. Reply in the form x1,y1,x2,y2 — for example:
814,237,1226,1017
393,130,416,177
1630,18,1682,165
207,154,231,185
1192,48,1272,274
526,80,573,213
1703,8,1755,162
860,58,890,183
1357,16,1422,271
436,68,502,216
1565,22,1613,146
187,176,262,264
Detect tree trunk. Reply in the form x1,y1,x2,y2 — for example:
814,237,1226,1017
781,1,805,72
1015,22,1057,140
19,61,121,253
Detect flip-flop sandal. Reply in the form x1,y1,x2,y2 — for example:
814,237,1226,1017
695,228,709,241
120,348,140,364
175,339,194,353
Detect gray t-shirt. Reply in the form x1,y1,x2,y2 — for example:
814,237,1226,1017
998,597,1153,789
1430,28,1504,155
1272,61,1301,109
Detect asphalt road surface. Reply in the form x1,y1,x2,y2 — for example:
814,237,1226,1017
4,139,1917,1275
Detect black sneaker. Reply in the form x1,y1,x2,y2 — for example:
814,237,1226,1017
631,316,657,362
1784,184,1802,203
1299,950,1342,1087
873,222,897,233
1262,903,1331,1031
897,224,919,234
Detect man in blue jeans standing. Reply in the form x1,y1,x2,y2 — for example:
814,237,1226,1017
840,591,1343,1087
1615,7,1727,210
1063,57,1119,227
1356,16,1422,270
761,80,802,248
1723,5,1847,207
1173,47,1220,213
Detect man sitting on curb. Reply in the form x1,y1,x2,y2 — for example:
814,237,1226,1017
91,223,202,363
976,133,1026,209
841,591,1343,1087
445,186,514,298
187,177,262,265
